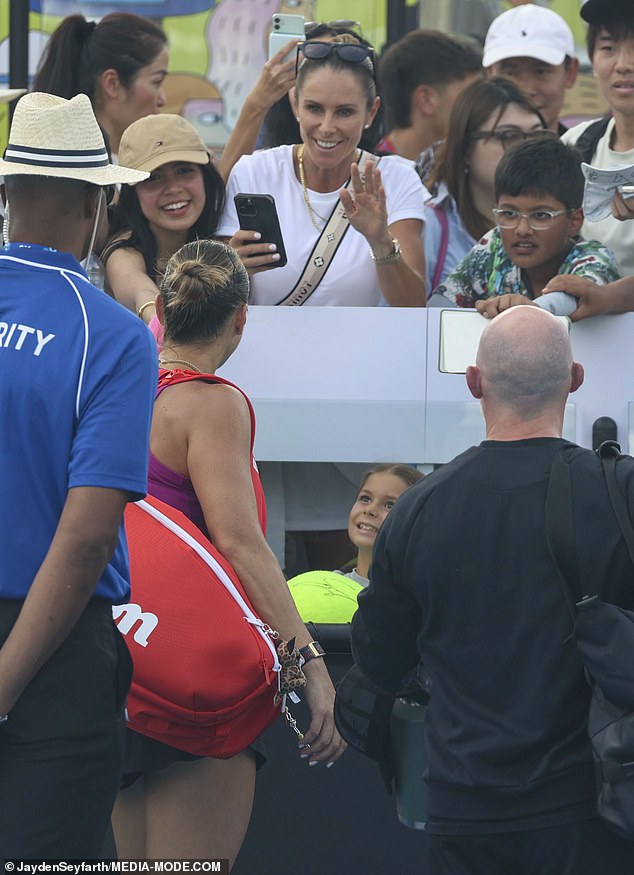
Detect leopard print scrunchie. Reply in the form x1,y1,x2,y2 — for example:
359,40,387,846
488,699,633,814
274,637,307,706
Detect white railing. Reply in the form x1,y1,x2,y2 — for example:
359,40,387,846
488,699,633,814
218,307,634,463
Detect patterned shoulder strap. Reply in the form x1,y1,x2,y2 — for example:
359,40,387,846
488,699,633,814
276,151,378,306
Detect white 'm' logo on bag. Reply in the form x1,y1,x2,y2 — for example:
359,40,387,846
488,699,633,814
112,603,158,647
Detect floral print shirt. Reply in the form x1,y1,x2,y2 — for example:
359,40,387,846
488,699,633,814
434,227,620,308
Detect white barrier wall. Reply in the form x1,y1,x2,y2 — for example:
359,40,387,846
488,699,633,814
218,307,634,463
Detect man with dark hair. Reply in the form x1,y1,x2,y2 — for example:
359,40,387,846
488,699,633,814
562,0,634,277
483,4,579,135
352,305,634,875
0,92,156,856
377,29,481,165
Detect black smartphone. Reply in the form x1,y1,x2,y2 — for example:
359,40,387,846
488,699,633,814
234,193,287,268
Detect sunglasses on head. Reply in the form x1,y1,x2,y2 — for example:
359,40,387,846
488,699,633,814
295,40,375,77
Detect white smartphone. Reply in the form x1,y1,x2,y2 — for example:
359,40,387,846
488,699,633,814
268,12,305,62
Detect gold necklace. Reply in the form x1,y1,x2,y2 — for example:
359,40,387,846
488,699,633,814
158,358,202,373
297,144,324,231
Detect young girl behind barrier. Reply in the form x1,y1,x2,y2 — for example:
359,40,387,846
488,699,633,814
344,464,424,585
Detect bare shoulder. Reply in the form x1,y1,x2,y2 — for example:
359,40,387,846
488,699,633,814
105,244,145,272
101,229,133,262
197,380,249,419
165,379,251,431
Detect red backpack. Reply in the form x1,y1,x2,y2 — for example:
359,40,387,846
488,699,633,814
115,487,281,758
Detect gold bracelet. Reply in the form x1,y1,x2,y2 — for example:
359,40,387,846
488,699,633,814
137,300,156,319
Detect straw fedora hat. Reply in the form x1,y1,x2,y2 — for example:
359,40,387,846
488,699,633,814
0,92,148,185
0,88,26,104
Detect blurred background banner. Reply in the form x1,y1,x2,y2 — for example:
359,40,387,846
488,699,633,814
0,1,606,155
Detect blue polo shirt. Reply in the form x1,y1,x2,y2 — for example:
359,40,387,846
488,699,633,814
0,243,157,602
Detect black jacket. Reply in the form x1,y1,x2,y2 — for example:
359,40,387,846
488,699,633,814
352,438,634,833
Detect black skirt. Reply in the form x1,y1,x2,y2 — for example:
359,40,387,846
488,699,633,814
121,727,266,789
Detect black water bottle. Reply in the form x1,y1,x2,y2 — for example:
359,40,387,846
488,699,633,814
390,697,428,830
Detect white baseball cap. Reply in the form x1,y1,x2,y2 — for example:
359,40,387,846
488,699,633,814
483,5,575,68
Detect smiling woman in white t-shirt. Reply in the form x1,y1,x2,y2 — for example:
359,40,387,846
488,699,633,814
217,36,428,307
216,36,428,571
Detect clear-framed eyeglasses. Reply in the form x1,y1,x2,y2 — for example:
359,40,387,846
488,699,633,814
492,208,571,231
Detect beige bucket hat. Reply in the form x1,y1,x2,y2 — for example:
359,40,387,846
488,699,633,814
0,92,149,185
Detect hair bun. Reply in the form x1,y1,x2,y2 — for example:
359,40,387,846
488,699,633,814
180,259,207,279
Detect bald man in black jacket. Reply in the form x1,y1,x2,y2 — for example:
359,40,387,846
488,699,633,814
352,307,634,875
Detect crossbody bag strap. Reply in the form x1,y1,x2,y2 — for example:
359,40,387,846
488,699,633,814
545,447,582,623
276,151,377,306
597,440,634,566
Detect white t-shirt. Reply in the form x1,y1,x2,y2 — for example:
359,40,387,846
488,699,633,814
563,117,634,277
216,144,428,306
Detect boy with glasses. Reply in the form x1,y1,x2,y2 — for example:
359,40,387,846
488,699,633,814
432,137,619,312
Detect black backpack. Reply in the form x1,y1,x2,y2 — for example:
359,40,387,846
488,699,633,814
546,442,634,841
573,116,611,163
